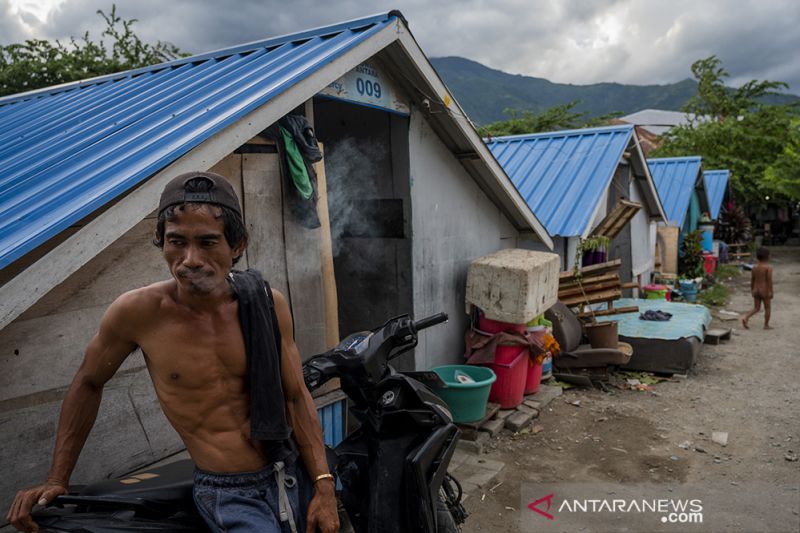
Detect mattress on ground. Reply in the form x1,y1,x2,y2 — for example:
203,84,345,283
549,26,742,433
619,336,701,374
596,298,711,374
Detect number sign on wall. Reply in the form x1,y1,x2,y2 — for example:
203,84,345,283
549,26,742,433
318,61,410,115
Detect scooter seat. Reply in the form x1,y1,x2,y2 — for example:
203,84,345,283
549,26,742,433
79,459,196,504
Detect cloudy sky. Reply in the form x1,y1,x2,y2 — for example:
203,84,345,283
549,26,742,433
2,0,799,92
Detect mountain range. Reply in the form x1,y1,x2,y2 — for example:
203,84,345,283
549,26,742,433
429,56,799,125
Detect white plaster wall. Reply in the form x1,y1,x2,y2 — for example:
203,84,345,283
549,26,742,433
630,178,656,278
408,108,518,370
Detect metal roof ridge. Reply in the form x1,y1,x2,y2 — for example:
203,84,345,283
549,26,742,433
487,123,633,143
0,11,401,107
647,155,702,163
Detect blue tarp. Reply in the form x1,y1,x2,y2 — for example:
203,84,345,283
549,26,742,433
596,298,711,341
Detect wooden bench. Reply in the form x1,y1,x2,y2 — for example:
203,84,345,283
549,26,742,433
558,260,639,318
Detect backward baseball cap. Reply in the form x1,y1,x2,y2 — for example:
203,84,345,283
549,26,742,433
158,171,242,217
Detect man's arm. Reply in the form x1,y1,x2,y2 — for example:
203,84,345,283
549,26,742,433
6,294,140,532
272,289,339,533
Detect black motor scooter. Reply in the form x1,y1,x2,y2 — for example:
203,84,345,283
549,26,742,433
32,313,467,532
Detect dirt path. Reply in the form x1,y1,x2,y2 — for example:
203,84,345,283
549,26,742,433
463,247,800,533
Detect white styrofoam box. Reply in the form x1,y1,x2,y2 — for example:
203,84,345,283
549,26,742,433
465,249,560,324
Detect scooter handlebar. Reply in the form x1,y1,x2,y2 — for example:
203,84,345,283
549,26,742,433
414,312,448,331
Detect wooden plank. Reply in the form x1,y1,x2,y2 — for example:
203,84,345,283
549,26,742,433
620,281,640,289
242,153,288,295
282,181,327,361
562,274,620,289
591,200,642,239
561,288,622,307
559,280,621,298
313,147,340,350
656,226,679,274
559,259,623,281
559,273,619,290
577,305,639,318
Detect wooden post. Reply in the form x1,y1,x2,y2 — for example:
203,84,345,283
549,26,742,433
313,146,340,349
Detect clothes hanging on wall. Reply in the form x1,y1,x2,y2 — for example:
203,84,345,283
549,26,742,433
263,115,323,229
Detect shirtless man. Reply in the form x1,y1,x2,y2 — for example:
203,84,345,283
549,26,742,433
6,172,339,533
742,247,774,330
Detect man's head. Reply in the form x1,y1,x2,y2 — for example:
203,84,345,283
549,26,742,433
154,172,248,293
756,247,770,262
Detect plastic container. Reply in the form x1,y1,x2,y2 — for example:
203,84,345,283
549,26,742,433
699,223,714,252
526,325,547,346
704,254,717,276
431,365,497,423
477,350,528,409
584,321,618,349
682,287,698,302
476,310,526,335
643,284,669,300
541,354,553,380
494,343,526,365
525,360,543,394
526,314,544,327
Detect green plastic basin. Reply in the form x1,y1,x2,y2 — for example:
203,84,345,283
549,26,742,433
431,365,497,423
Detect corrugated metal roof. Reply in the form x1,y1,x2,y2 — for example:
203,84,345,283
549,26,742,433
0,13,398,269
703,169,729,219
486,124,635,237
619,109,700,136
648,156,703,226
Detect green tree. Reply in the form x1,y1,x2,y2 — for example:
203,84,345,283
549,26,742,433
0,5,186,97
653,56,799,203
764,119,800,199
479,101,622,138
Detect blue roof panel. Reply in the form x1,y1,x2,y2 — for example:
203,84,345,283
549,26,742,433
0,13,398,269
703,169,730,219
648,156,703,226
486,125,634,237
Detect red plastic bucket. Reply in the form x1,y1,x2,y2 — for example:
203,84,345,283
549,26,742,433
494,344,526,365
704,253,717,276
478,350,528,409
476,310,526,335
525,360,543,395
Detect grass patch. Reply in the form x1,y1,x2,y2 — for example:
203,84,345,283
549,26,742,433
699,283,731,307
715,264,743,280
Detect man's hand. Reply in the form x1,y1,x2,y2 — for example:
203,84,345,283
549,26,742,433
6,481,67,532
306,480,339,533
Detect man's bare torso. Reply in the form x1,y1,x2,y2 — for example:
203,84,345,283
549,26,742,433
129,280,268,473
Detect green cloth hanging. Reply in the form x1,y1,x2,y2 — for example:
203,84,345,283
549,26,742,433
280,126,313,200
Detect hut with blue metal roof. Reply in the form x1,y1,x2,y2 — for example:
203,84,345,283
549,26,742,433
648,156,709,274
0,11,552,508
487,124,666,288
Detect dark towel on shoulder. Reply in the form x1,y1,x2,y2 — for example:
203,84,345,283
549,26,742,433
228,269,292,441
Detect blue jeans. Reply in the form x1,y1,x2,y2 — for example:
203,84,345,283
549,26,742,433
193,460,314,533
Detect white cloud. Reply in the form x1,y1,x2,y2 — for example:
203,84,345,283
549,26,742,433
1,0,798,91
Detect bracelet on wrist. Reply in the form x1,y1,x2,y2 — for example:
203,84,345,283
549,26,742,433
314,473,335,484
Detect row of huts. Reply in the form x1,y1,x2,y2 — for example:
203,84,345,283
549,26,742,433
487,127,731,282
0,10,729,512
